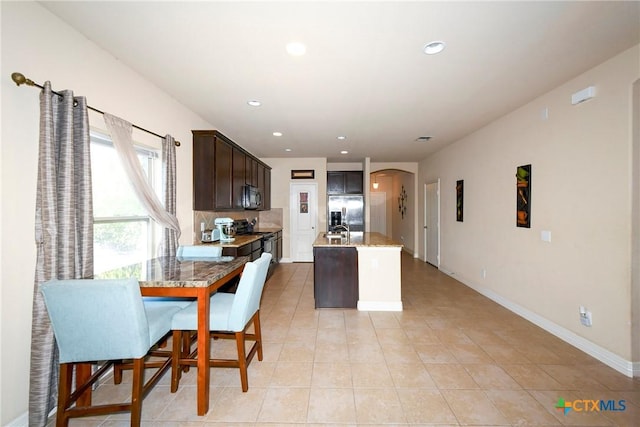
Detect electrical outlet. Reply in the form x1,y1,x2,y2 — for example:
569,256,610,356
579,306,593,327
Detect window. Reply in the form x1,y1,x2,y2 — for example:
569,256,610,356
91,131,161,274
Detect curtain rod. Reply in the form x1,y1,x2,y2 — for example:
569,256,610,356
11,72,181,147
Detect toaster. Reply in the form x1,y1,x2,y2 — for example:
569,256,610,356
200,228,220,243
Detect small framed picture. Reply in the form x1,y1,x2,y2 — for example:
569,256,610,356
291,169,315,179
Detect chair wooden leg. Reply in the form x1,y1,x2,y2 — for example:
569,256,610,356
235,331,249,392
56,363,73,427
171,330,182,393
254,311,263,361
113,361,124,384
130,358,145,427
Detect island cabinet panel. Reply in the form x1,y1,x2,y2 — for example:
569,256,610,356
313,247,358,308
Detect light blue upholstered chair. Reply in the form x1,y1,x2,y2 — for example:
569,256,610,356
177,244,223,258
40,278,182,427
170,252,272,392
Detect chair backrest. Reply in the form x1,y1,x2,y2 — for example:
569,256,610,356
228,252,272,331
177,245,222,258
40,278,151,363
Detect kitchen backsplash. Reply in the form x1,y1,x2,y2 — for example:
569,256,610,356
193,208,283,241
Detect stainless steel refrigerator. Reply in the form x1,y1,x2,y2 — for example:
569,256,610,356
327,195,364,232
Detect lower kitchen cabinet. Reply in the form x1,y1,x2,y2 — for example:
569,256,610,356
222,240,262,261
313,246,358,308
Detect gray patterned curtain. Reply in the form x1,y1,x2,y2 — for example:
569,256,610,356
28,82,93,426
162,134,179,257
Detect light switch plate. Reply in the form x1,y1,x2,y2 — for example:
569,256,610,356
541,230,551,242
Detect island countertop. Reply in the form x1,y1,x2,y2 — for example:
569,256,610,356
312,232,403,248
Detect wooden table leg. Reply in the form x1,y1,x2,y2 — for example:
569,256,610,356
196,288,210,416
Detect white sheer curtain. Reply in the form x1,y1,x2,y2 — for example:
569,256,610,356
103,113,180,256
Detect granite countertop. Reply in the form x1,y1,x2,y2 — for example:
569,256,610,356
252,227,282,234
312,232,403,248
200,234,262,248
96,255,250,287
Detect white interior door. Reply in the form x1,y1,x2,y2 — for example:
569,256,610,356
290,182,317,262
370,192,387,236
424,181,440,266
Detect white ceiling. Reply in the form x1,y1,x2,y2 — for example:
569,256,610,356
41,1,640,162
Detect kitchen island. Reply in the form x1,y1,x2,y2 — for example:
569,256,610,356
312,232,403,311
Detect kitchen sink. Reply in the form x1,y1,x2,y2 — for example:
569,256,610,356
323,232,348,241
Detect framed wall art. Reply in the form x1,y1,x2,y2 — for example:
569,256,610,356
291,169,315,179
456,180,464,222
516,164,531,228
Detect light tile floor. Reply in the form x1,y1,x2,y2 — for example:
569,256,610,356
55,253,640,426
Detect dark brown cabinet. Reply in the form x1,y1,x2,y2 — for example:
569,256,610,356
245,156,258,187
263,168,271,210
275,230,282,262
232,147,246,209
214,137,233,210
313,247,358,308
327,171,363,194
193,130,271,211
222,239,262,261
193,132,215,211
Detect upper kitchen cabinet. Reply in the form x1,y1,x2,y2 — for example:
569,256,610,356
245,156,258,187
192,130,271,211
327,171,363,194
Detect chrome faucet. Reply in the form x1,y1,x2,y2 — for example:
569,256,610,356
332,224,350,242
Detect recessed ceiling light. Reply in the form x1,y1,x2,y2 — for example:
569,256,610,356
340,150,348,154
337,135,346,140
423,41,445,55
247,100,261,107
285,148,292,152
286,41,306,56
273,132,283,137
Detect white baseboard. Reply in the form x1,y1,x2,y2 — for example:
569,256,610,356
358,300,403,311
444,271,635,378
6,412,28,427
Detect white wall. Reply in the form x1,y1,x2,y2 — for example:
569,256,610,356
1,2,214,423
417,45,640,374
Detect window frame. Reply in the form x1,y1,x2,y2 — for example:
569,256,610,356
90,130,162,272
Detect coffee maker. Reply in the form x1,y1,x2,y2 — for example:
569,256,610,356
214,217,236,242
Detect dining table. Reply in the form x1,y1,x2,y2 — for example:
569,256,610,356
95,254,249,416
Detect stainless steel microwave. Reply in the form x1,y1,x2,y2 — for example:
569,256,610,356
242,185,262,209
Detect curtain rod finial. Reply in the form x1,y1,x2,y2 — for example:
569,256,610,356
11,72,34,87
